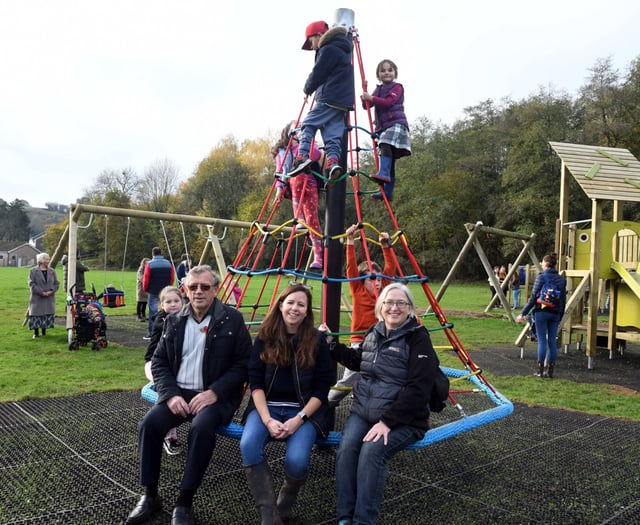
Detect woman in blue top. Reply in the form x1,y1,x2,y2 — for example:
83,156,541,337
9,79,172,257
241,283,333,524
517,252,567,378
361,59,411,202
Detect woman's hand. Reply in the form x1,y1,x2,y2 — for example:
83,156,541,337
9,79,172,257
266,416,301,439
318,323,334,343
265,417,286,439
364,420,390,445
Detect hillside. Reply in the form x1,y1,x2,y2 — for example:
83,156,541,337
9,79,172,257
26,207,66,236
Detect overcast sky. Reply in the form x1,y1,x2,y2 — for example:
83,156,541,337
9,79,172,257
1,0,639,208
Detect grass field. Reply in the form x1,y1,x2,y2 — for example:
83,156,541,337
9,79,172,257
2,266,639,421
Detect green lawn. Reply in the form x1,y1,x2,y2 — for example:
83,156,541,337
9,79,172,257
1,266,639,422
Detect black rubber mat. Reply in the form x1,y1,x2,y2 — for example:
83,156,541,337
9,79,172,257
1,387,639,524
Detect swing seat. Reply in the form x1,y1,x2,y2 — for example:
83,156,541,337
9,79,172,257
100,287,125,308
141,366,515,450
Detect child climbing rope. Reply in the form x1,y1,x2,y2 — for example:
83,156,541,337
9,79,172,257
361,59,411,201
272,120,325,270
328,224,396,408
289,20,355,185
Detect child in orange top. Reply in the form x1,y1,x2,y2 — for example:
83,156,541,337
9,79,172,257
328,224,395,408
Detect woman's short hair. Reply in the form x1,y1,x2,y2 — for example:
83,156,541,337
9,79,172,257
36,252,50,264
374,282,417,321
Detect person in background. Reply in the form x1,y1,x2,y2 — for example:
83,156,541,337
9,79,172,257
517,253,567,378
136,258,150,322
240,283,333,524
176,254,191,288
289,20,354,184
142,247,174,340
511,268,522,309
28,252,60,339
361,59,411,201
272,120,325,270
61,251,90,294
328,224,395,409
144,286,185,456
488,266,499,308
125,266,250,525
320,283,441,525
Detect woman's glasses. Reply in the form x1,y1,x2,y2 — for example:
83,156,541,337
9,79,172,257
382,300,409,308
187,283,212,291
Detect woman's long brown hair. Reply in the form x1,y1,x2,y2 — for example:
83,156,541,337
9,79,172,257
258,284,317,368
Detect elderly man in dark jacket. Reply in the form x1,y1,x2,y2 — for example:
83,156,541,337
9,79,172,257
126,265,251,525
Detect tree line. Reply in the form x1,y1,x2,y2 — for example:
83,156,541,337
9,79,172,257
42,55,640,281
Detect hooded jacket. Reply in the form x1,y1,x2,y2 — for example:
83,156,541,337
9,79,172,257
303,26,354,111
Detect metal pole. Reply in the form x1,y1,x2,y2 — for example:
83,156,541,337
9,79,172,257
324,114,349,332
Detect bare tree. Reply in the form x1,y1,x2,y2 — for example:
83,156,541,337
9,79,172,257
138,157,180,212
83,167,140,201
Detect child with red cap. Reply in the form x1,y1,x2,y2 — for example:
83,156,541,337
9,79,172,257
289,20,355,185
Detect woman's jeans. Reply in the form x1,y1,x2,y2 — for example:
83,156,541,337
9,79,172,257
534,309,561,362
240,406,317,480
336,412,421,525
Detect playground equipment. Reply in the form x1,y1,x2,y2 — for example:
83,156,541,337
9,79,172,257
435,221,541,323
54,9,513,446
523,142,640,368
209,8,512,447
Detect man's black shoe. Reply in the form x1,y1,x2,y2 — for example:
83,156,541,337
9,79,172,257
172,506,196,525
126,495,162,524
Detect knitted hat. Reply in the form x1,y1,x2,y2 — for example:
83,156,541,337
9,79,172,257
302,20,329,50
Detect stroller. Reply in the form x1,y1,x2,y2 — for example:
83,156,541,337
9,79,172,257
67,284,108,351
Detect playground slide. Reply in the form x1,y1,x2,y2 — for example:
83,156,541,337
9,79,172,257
610,261,640,299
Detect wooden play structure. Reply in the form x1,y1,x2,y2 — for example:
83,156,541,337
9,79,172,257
435,221,541,321
517,142,640,368
51,203,297,335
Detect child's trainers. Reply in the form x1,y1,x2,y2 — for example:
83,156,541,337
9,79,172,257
325,158,343,187
289,155,312,176
163,437,181,456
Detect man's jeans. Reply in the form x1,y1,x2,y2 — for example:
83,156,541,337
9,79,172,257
147,293,159,336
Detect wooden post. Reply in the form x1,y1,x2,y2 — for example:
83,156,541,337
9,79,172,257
586,200,602,368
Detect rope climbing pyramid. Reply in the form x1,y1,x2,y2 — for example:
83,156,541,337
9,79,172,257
186,14,513,448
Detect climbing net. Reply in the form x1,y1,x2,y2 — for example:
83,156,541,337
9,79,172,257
204,25,511,446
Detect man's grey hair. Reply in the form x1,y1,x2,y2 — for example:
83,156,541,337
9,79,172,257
187,265,220,287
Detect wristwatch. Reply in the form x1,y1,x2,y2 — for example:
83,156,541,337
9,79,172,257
297,410,308,422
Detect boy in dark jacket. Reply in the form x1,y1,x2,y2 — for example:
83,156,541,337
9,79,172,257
289,20,355,184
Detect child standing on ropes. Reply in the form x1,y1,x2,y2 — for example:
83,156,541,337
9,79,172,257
272,120,325,270
289,20,355,185
361,59,411,201
328,224,396,408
